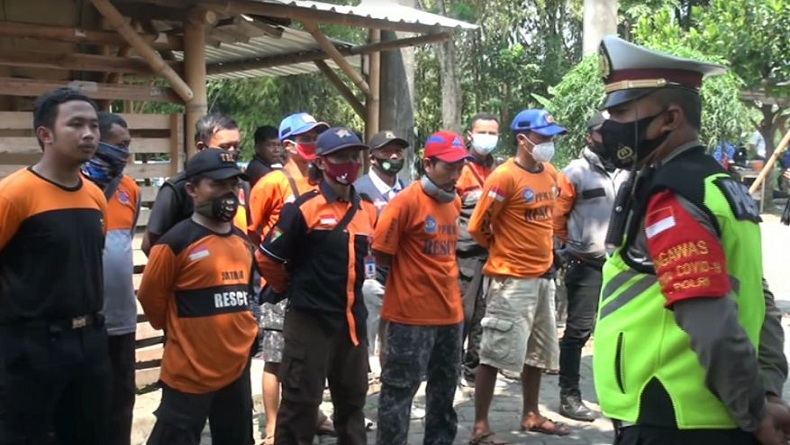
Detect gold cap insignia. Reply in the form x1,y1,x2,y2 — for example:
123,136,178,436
599,51,612,79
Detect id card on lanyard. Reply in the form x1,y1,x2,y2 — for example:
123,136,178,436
364,235,376,279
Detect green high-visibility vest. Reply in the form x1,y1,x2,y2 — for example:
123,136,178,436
593,158,764,429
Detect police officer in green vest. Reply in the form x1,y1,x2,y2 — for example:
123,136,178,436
592,36,790,445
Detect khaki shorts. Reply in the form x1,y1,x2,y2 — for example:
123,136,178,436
479,277,559,372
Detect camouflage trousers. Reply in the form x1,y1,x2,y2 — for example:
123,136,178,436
376,322,463,445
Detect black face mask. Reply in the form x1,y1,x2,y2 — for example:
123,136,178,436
598,112,670,170
590,142,618,172
374,157,404,175
195,191,239,222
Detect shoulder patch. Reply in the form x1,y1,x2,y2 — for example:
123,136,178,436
713,177,762,223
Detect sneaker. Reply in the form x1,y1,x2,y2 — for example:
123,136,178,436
411,406,426,419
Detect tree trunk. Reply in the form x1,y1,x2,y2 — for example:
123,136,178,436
434,0,462,134
583,0,619,56
378,0,418,183
758,106,779,208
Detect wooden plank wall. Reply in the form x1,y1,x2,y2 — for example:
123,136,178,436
0,111,183,389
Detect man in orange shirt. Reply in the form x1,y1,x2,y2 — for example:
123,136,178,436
468,109,571,444
456,112,500,387
248,112,329,245
139,148,258,445
373,131,469,445
81,112,141,445
247,112,331,442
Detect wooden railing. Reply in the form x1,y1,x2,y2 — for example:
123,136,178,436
0,111,183,389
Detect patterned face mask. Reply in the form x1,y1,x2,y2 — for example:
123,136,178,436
81,142,130,188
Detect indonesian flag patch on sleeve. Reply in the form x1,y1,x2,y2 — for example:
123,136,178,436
645,206,676,239
487,186,506,202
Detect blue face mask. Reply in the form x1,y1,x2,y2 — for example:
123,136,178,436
81,142,130,188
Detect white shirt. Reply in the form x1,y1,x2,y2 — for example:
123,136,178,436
369,167,402,201
750,131,766,157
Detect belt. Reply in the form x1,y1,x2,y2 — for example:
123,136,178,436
6,313,104,333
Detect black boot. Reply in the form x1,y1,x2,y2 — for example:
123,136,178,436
559,389,596,422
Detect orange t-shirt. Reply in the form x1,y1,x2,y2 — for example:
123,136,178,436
468,158,559,278
248,159,315,239
372,181,463,326
456,160,494,198
138,220,258,394
105,175,140,231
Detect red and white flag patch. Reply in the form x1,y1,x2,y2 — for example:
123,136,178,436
645,206,676,239
487,187,505,202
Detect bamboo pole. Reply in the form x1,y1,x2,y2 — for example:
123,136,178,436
366,28,381,143
748,128,790,194
301,20,370,96
183,9,212,161
313,61,365,118
89,0,194,104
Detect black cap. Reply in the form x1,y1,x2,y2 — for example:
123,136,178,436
369,130,409,151
186,148,248,181
315,127,369,156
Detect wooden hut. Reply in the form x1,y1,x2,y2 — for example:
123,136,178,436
0,0,475,387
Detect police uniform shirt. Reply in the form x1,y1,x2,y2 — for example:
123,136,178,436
138,219,258,394
0,168,106,322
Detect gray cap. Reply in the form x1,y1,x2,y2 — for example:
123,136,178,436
587,112,606,131
599,36,726,109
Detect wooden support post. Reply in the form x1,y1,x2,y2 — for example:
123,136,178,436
89,0,194,104
301,20,370,96
313,61,365,118
366,29,381,143
183,9,212,161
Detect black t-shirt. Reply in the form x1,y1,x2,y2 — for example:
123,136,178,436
245,158,274,188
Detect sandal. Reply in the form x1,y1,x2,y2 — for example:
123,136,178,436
521,416,571,436
469,431,510,445
259,436,274,445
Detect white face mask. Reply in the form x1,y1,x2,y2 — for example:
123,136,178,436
530,141,555,163
471,133,498,155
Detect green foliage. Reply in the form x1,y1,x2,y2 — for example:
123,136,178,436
633,38,756,148
538,56,604,167
543,44,755,166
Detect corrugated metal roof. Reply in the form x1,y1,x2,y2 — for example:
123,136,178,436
268,0,478,30
174,27,359,80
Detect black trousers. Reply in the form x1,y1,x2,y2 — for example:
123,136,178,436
0,324,111,445
108,333,137,445
276,308,368,445
147,361,253,445
616,425,759,445
458,256,487,381
558,259,602,392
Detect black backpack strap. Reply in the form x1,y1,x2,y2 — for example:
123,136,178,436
240,180,252,228
281,167,300,199
333,194,360,233
103,176,122,201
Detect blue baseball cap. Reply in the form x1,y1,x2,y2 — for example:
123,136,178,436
315,127,369,156
510,109,567,137
278,112,329,141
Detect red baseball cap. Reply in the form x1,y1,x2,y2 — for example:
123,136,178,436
424,130,470,163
